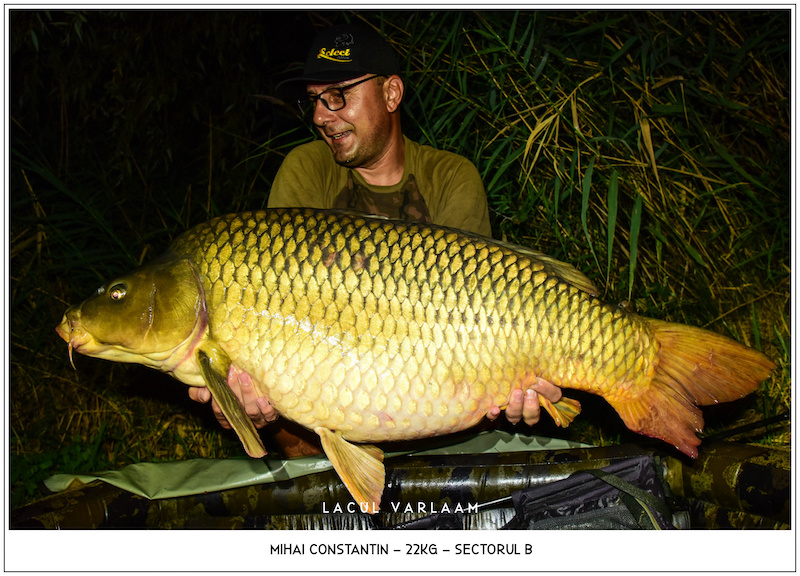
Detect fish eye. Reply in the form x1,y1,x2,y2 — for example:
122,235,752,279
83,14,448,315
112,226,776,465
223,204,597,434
109,283,127,301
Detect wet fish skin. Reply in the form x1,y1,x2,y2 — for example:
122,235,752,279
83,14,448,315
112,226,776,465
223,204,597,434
170,210,594,442
56,209,775,511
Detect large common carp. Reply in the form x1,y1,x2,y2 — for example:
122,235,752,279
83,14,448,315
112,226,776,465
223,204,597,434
56,209,774,512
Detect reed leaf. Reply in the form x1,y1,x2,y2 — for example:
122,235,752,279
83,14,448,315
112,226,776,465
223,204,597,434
628,193,643,301
606,169,619,285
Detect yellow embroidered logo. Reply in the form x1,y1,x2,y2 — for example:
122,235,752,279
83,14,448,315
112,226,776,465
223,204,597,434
317,47,352,62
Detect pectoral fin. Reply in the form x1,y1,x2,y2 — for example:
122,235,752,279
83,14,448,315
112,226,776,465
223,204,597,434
540,395,582,428
316,427,384,513
197,343,267,458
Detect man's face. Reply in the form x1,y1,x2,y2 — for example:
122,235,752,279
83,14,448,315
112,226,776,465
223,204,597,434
306,74,393,168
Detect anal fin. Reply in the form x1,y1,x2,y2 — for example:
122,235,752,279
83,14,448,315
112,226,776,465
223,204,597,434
540,395,582,428
316,427,385,514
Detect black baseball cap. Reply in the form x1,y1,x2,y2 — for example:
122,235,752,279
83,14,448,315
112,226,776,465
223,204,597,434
278,24,401,88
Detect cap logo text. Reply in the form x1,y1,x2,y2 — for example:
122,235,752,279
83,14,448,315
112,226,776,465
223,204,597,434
317,47,352,63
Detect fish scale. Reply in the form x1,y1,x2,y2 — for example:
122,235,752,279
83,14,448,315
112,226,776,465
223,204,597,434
57,208,774,512
172,211,652,441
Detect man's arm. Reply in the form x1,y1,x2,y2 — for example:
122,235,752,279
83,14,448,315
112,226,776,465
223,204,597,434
429,154,492,237
267,142,332,208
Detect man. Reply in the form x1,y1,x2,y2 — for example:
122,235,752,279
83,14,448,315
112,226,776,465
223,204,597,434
189,23,562,453
267,24,491,237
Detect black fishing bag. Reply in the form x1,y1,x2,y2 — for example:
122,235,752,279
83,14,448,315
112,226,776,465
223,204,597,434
389,453,681,530
500,453,679,529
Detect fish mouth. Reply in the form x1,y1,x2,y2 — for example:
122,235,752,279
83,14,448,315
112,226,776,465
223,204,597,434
55,313,93,370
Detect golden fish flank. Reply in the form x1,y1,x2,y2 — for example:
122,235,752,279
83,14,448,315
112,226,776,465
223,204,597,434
57,209,774,513
183,214,506,435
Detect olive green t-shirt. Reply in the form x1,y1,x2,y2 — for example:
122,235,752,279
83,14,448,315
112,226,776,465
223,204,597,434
267,136,492,237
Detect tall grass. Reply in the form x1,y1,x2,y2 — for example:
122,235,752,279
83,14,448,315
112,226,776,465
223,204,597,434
10,10,790,509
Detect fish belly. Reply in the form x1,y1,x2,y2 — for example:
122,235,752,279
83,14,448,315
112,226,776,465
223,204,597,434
232,320,528,443
233,297,652,443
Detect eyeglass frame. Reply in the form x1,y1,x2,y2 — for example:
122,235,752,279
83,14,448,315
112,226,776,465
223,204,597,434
297,75,386,117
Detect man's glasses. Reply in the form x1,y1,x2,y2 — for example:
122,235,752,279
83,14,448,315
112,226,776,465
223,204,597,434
297,75,384,118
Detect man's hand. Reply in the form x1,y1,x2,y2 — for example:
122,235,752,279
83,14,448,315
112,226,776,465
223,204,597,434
485,377,562,426
187,365,277,429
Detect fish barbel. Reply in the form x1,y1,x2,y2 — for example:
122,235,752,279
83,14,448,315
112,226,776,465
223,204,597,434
56,209,774,512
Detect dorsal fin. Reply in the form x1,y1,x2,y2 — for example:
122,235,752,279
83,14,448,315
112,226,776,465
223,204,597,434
492,239,600,296
322,210,600,296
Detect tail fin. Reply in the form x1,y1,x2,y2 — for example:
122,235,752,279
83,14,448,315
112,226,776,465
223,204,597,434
608,319,775,458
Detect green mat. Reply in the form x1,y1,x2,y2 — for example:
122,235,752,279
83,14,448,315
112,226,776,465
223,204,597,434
43,431,589,499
